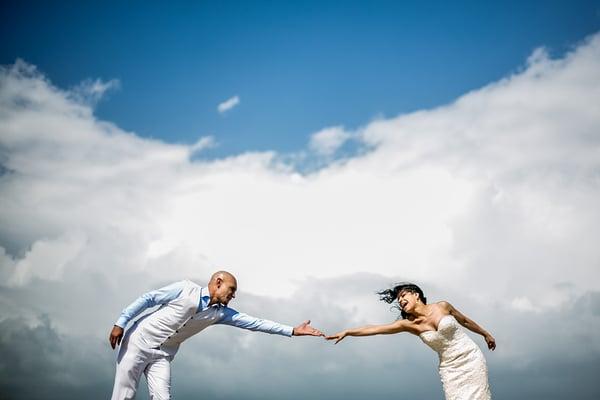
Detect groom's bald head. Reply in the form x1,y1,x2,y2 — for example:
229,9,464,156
208,270,238,306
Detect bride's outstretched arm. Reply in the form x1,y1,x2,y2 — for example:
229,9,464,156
326,320,409,344
441,301,496,350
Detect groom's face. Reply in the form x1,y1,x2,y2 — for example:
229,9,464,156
214,276,238,306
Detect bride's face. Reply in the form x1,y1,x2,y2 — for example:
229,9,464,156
397,291,420,313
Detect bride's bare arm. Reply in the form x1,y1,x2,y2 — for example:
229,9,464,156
326,319,410,344
440,301,496,350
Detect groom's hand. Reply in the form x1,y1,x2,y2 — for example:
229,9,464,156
292,320,324,337
109,325,124,349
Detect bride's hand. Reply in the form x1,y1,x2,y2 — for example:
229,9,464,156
484,334,496,351
326,331,348,344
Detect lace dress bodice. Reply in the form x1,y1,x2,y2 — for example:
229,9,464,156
419,315,491,400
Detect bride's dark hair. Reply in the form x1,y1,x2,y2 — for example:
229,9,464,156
377,283,427,319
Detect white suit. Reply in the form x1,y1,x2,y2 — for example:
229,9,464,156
111,279,293,399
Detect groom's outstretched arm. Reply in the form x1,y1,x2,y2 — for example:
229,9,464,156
217,307,323,337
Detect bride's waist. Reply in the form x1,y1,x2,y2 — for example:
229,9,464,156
437,343,482,365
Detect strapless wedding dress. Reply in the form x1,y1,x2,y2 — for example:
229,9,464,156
419,315,491,400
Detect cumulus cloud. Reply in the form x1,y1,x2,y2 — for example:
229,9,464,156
0,315,114,399
7,232,86,286
217,95,240,113
1,33,600,399
309,126,353,156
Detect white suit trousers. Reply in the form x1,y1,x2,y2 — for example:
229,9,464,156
111,330,174,400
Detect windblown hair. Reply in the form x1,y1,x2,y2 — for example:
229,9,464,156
377,283,427,319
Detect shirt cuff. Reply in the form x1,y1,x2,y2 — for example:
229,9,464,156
115,317,128,328
282,325,294,337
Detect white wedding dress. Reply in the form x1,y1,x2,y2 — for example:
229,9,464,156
419,315,491,400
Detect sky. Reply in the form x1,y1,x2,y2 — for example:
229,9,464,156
1,1,600,399
2,1,600,156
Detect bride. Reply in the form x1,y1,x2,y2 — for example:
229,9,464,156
326,283,496,400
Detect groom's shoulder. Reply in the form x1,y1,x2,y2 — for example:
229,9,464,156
176,278,203,289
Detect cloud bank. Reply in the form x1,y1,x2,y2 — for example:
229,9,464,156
1,34,600,399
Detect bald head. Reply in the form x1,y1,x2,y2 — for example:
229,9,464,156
208,270,238,306
209,270,237,285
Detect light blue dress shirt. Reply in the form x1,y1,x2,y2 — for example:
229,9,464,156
115,281,293,337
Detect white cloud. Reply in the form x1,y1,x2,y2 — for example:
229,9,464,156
70,77,120,106
1,32,600,399
217,95,240,113
309,126,353,156
8,232,86,286
2,34,599,300
190,135,216,154
510,296,541,313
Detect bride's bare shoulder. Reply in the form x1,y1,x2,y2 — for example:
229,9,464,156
433,301,453,312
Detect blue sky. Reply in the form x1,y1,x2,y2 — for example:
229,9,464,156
2,1,599,156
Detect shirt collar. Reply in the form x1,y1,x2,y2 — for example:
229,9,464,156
200,286,212,311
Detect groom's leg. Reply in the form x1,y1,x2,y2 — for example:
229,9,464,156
145,354,172,400
110,334,149,400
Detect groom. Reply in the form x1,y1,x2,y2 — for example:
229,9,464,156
109,271,323,399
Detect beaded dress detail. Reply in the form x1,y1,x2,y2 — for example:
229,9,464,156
419,315,491,400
